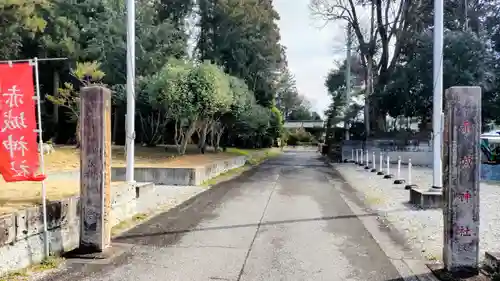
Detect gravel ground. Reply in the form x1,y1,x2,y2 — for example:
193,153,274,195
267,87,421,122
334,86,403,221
135,185,208,215
334,162,500,262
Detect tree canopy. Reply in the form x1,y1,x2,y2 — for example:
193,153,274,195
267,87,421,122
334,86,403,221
314,0,500,137
0,0,321,152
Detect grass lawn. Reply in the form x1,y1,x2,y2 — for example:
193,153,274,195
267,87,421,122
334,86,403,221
43,144,237,172
0,145,276,214
0,181,127,215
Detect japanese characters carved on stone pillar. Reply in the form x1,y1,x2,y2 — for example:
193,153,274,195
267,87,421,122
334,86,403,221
442,86,481,275
79,86,112,252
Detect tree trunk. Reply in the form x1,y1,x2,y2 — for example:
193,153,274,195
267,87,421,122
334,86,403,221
215,133,222,152
365,57,373,137
214,125,225,152
198,121,210,153
112,107,119,144
75,118,81,148
210,123,215,149
181,120,197,154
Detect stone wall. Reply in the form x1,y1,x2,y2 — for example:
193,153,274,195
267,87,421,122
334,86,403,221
342,140,500,181
0,155,249,275
0,182,159,275
111,156,247,185
0,158,244,276
341,140,433,166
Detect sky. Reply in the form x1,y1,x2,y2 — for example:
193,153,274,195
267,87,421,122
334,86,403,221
273,0,347,117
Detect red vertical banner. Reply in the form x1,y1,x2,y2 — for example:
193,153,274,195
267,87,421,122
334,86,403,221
0,62,46,182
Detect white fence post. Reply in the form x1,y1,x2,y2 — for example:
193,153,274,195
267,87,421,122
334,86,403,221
404,158,417,189
371,152,376,172
377,153,385,175
384,155,393,179
394,156,405,184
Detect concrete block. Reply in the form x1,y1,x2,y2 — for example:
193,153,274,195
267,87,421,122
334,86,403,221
111,183,135,207
66,196,80,223
484,252,500,273
0,219,81,276
0,214,15,246
46,199,70,229
409,188,442,209
15,206,43,240
112,167,197,186
109,183,137,227
0,181,161,275
135,182,155,199
110,156,246,186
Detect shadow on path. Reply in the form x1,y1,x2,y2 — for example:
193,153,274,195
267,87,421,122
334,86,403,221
115,208,410,242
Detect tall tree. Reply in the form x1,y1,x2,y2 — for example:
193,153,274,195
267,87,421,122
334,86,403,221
310,0,425,133
196,0,284,107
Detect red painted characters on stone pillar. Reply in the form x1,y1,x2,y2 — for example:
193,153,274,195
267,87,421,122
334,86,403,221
460,120,471,135
456,191,471,203
460,155,474,169
456,225,473,237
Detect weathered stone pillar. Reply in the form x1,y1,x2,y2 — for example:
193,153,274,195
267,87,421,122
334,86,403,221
79,86,112,252
442,86,481,275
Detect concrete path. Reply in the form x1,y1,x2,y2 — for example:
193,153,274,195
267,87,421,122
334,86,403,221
43,152,414,281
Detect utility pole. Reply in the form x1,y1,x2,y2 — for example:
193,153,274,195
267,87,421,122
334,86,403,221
464,0,469,31
344,23,352,140
125,0,136,183
431,0,444,190
365,0,375,138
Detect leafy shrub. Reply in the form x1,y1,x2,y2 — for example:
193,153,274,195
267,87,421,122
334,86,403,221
286,128,316,145
262,136,274,148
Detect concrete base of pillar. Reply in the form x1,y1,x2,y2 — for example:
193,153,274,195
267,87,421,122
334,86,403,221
64,243,131,260
383,174,393,179
485,252,500,274
377,171,384,175
427,262,481,279
409,188,442,209
404,184,417,190
393,179,405,184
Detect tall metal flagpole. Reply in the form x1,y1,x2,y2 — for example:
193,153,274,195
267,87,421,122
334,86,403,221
33,57,49,258
125,0,136,183
344,23,352,141
431,0,444,190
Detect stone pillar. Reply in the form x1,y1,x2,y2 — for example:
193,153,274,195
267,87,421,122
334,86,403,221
79,86,112,252
442,86,481,275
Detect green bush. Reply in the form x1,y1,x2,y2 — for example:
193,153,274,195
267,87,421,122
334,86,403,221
287,134,298,145
262,135,274,148
286,128,315,145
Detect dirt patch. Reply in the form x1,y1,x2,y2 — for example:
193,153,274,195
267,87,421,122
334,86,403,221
0,181,125,215
0,146,273,215
42,144,244,171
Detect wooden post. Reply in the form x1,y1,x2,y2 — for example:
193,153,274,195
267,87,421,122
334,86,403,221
79,86,112,252
442,86,481,275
